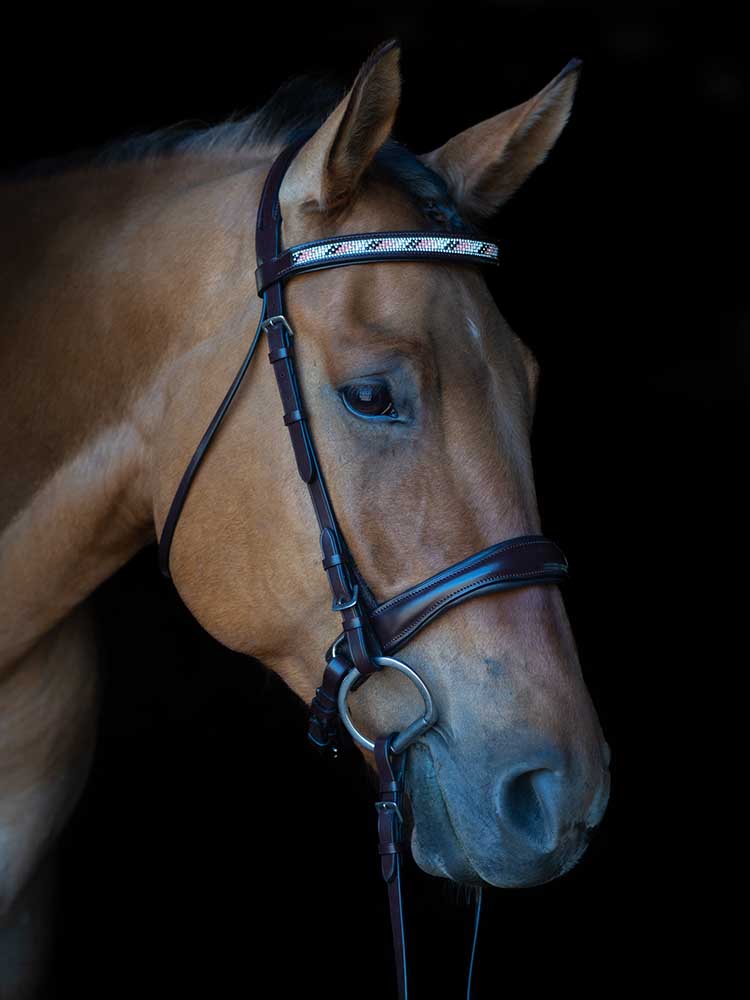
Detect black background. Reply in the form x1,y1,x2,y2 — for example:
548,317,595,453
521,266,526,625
1,2,741,996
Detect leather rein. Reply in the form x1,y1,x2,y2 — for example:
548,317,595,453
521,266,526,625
158,140,570,998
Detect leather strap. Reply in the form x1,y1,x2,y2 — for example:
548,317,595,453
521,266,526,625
374,736,408,999
371,535,569,654
157,141,306,578
158,302,267,578
372,738,482,1000
256,230,499,293
257,144,382,683
308,655,350,754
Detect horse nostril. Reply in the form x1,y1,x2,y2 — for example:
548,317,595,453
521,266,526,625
498,767,563,852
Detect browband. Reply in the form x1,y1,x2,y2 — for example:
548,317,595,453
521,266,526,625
256,231,499,293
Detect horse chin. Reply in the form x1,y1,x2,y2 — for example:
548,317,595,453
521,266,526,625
409,827,482,885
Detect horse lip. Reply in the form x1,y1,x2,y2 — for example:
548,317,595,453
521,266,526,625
406,740,480,883
404,736,599,888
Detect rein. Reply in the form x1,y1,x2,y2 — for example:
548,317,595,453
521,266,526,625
158,140,570,998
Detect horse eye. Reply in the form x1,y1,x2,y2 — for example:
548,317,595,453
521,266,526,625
341,381,398,420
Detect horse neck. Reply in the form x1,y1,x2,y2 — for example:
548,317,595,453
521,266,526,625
0,152,269,666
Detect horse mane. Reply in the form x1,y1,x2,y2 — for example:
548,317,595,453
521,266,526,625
5,75,475,233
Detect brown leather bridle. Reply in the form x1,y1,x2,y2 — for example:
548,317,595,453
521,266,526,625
158,140,570,999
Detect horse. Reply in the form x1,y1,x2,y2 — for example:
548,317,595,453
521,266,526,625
0,41,610,997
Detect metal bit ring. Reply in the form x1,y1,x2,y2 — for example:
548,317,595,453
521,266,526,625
338,656,437,755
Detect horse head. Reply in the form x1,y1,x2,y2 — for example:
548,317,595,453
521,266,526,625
156,42,610,889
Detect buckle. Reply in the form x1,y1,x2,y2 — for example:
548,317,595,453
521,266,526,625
332,584,359,613
261,314,295,337
375,800,403,824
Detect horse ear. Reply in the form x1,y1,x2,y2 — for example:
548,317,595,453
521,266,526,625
279,40,401,218
420,59,582,219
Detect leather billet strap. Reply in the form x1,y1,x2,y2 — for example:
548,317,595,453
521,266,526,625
255,141,377,680
308,656,350,752
373,735,482,1000
374,736,408,999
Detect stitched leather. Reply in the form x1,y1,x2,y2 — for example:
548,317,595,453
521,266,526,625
371,536,568,653
255,229,499,293
374,737,408,999
308,656,350,753
259,187,381,677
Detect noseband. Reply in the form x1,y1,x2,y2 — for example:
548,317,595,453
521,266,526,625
158,140,569,998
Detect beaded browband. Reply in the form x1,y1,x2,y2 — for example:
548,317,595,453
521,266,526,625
255,230,500,293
